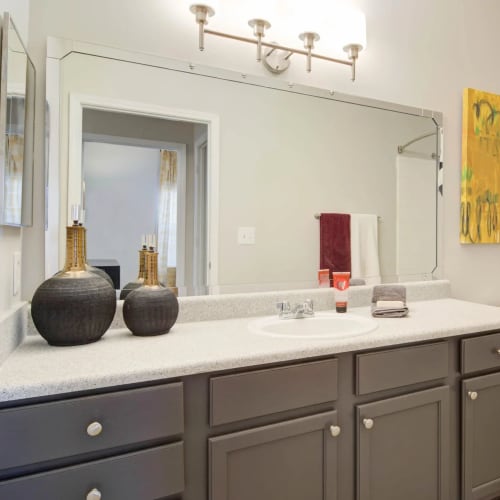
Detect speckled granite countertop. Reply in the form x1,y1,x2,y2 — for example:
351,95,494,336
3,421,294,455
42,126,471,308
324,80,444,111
2,297,500,402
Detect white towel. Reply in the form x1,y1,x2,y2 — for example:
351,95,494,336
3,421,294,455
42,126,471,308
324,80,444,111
350,214,381,285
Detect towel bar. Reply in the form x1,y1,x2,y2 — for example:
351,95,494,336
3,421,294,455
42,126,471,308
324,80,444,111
314,213,382,222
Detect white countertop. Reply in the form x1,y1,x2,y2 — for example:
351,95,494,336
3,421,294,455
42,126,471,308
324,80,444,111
2,297,500,403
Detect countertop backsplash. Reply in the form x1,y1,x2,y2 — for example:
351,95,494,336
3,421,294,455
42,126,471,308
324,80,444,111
23,279,451,336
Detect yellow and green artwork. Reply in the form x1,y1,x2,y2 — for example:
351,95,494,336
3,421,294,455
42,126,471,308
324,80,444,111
461,88,500,243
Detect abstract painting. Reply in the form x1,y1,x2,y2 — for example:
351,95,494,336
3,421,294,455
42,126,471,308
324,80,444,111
461,88,500,243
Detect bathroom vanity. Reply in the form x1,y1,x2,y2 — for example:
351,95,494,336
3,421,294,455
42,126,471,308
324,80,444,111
1,286,500,500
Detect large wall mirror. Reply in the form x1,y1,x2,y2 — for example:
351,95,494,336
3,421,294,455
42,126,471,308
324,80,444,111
45,38,442,296
0,12,35,227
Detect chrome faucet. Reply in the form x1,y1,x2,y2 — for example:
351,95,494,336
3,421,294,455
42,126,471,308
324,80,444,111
276,299,314,319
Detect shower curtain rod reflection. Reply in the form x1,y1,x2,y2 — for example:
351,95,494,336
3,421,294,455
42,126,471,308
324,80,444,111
397,132,437,155
314,213,382,222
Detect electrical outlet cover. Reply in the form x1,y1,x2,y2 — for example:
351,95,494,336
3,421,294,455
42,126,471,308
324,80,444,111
238,227,256,245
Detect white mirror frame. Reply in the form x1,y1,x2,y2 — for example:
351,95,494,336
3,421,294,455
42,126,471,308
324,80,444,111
45,37,444,294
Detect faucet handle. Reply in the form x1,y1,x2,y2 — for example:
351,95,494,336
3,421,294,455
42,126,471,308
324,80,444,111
276,301,291,313
304,299,314,313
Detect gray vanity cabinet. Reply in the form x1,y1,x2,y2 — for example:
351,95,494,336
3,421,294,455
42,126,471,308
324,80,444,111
0,382,185,499
209,410,339,500
461,332,500,500
357,385,450,500
462,371,500,500
208,359,340,500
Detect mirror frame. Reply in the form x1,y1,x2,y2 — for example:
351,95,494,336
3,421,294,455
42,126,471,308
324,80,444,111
45,36,444,291
0,12,35,227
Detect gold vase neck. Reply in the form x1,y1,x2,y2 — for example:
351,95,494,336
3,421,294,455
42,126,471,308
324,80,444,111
138,247,148,280
82,226,87,262
63,225,86,272
144,251,160,286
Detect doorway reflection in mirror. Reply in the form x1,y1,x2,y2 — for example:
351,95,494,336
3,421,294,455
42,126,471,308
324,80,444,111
81,109,208,296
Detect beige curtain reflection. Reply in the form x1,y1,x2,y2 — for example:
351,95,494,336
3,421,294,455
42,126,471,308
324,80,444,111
157,150,178,286
4,135,24,224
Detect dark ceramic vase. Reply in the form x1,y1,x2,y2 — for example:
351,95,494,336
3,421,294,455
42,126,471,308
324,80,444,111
120,245,148,300
123,284,179,336
119,280,143,300
123,249,179,336
31,223,117,346
31,271,116,346
86,264,114,288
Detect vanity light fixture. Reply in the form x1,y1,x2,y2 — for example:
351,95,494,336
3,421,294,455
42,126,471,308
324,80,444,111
188,3,366,81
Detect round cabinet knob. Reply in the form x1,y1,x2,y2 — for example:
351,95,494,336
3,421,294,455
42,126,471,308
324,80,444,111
363,418,374,430
86,421,103,437
86,488,102,500
496,348,500,356
329,425,341,437
468,391,478,401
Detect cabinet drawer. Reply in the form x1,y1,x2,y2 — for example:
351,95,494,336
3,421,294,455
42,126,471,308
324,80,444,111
461,332,500,374
0,443,184,499
356,342,448,395
0,382,183,472
210,359,338,426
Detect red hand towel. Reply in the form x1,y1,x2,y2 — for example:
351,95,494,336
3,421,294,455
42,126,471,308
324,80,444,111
319,213,351,274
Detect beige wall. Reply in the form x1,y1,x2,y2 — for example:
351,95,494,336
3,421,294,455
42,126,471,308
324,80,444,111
21,0,500,303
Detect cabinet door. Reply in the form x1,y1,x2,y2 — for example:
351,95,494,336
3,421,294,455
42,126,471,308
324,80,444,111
463,372,500,500
357,386,450,500
209,411,339,500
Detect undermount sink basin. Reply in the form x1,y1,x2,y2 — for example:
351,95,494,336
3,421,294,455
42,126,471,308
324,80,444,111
249,312,378,339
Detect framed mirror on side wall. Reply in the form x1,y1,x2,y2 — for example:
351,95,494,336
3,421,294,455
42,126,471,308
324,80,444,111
45,38,442,296
0,12,35,227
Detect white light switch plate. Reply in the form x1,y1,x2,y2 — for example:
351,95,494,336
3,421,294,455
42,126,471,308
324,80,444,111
238,227,256,245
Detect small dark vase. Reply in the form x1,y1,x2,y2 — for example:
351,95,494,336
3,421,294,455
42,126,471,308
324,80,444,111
87,264,114,288
123,250,179,336
120,246,147,300
31,224,116,346
120,280,143,300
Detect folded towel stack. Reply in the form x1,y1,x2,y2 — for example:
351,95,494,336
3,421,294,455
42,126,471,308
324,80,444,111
371,285,409,318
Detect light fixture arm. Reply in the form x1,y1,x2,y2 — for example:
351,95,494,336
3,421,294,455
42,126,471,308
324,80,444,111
344,44,362,82
203,28,352,68
189,4,215,51
248,19,271,62
299,32,320,73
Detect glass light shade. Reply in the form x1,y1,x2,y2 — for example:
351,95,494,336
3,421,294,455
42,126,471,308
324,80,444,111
338,9,366,50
